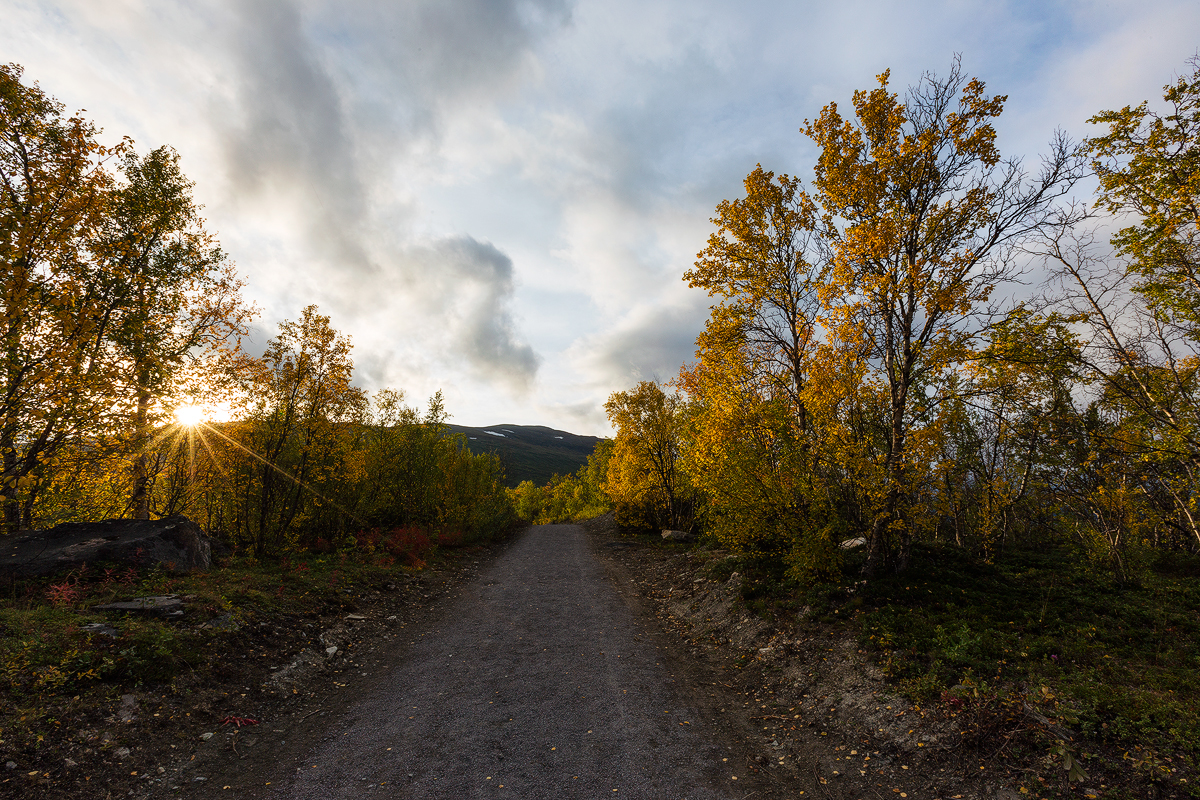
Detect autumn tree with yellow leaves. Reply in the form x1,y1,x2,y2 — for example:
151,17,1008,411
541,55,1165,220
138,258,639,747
805,60,1084,574
0,63,127,532
604,381,693,530
101,145,252,520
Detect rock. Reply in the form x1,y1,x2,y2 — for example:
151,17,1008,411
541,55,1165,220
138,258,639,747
839,536,866,550
200,732,214,741
80,622,120,637
95,595,184,618
5,761,15,770
661,529,695,542
63,758,77,768
113,747,131,760
201,613,239,631
0,515,213,578
326,646,339,657
344,613,366,621
118,693,137,722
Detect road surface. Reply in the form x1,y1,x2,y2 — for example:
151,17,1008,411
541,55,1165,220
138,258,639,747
279,523,758,799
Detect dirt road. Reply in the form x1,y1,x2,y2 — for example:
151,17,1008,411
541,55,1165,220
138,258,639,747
185,524,777,799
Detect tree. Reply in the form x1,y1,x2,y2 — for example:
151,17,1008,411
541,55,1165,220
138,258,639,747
962,309,1083,558
685,166,826,432
0,63,125,532
1088,56,1200,336
1041,57,1200,549
804,59,1084,574
230,305,366,555
604,381,691,530
101,145,251,519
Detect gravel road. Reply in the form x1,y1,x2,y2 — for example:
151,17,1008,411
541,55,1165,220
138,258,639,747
280,523,759,799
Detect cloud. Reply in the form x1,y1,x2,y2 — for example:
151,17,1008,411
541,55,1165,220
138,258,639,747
409,236,541,392
222,0,372,274
211,0,562,394
8,0,1200,438
567,292,710,389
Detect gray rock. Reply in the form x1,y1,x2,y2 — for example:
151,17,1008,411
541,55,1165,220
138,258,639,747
201,613,238,631
95,595,184,618
661,529,695,542
113,747,131,760
118,693,137,722
80,622,120,637
4,761,15,770
0,516,213,578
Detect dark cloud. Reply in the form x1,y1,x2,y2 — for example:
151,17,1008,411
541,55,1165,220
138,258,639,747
570,298,708,388
411,236,541,392
224,0,371,272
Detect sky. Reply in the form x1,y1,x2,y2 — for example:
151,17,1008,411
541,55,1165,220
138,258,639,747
3,0,1198,435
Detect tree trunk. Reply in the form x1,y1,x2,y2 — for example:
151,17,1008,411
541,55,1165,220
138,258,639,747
130,385,152,520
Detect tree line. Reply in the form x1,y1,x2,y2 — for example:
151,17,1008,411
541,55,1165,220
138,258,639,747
602,57,1200,582
1,63,513,552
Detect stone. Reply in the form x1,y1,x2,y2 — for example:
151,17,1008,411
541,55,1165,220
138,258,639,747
326,646,339,657
661,529,695,542
839,537,866,550
63,758,77,768
113,747,131,760
80,622,120,638
118,693,137,722
95,595,185,619
200,732,214,741
0,515,213,578
344,614,366,621
201,613,239,631
5,761,15,770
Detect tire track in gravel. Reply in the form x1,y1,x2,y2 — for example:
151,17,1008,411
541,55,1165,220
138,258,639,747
231,524,774,799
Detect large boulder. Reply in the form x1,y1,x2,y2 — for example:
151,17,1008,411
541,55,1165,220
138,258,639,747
0,516,212,578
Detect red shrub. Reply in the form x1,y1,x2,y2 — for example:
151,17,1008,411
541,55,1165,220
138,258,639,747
45,580,84,608
383,527,434,568
438,530,465,547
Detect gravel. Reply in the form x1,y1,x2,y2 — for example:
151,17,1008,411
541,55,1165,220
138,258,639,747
283,523,749,799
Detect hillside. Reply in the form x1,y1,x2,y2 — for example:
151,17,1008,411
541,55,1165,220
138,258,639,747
448,424,603,487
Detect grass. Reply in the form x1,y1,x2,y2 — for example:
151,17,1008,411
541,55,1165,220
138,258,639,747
715,537,1200,796
852,543,1200,762
0,529,456,707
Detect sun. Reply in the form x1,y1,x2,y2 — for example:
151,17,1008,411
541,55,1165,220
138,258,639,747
174,404,207,427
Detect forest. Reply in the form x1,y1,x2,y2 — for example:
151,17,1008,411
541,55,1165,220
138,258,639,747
593,57,1200,584
1,63,514,556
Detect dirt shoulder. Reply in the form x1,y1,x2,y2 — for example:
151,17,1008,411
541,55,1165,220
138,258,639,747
582,513,1054,800
0,539,519,800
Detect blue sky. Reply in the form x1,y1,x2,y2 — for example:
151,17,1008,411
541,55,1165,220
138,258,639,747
4,0,1197,434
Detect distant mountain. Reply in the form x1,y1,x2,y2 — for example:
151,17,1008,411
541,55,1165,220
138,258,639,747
448,424,603,488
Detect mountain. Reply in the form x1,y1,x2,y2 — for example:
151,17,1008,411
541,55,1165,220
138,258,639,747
448,424,603,488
